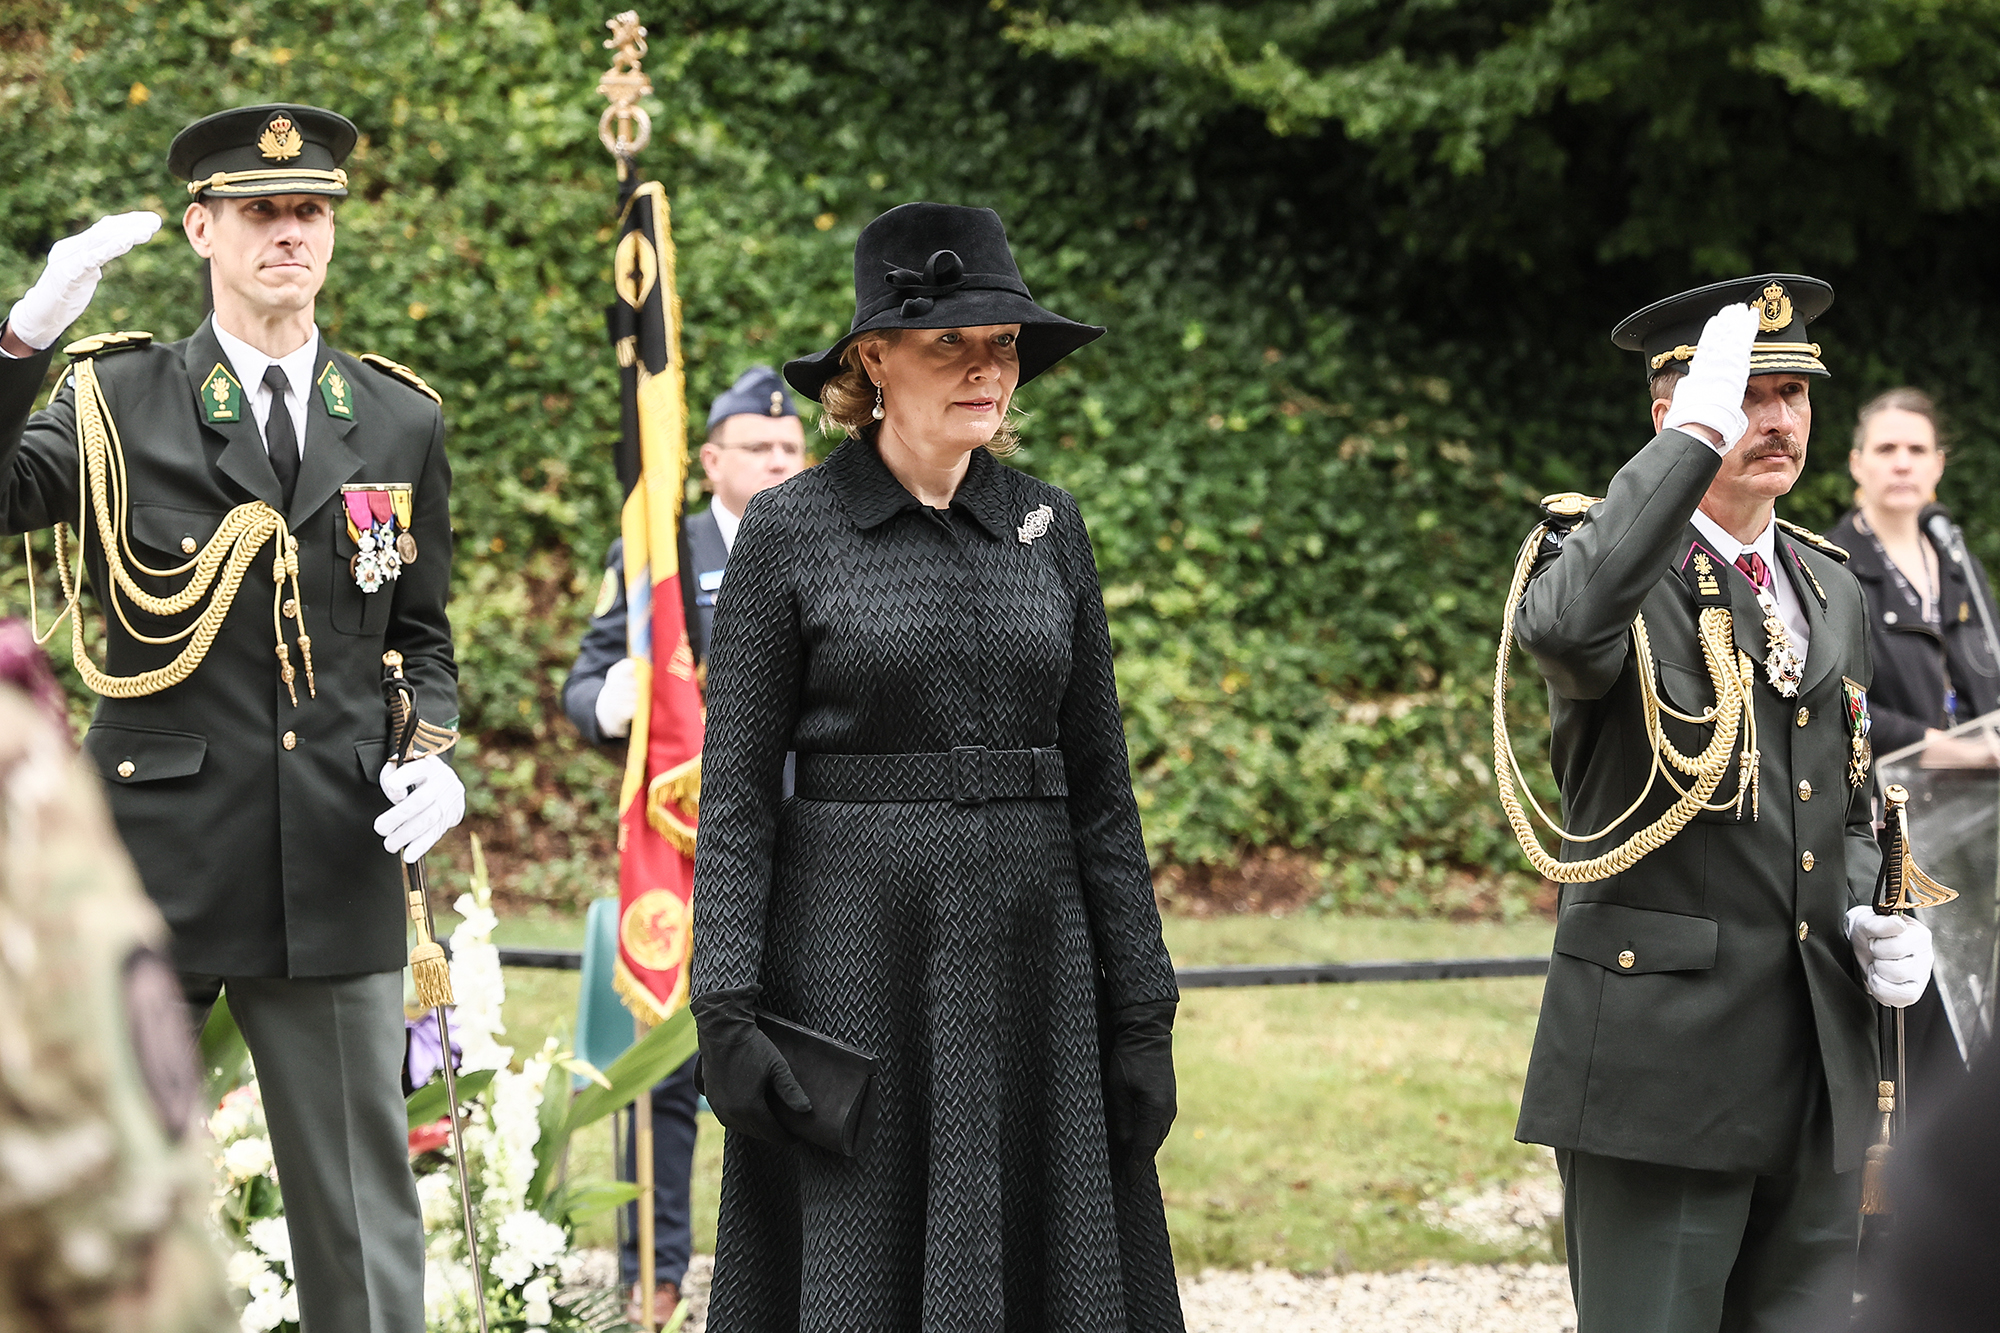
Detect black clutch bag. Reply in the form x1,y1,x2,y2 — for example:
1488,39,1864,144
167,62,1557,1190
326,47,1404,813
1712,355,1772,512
756,1009,881,1157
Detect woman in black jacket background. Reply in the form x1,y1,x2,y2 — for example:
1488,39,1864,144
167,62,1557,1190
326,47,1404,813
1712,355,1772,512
1829,388,2000,1096
1829,388,2000,756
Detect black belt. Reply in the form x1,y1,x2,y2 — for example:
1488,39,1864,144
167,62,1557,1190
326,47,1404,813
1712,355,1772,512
793,746,1067,806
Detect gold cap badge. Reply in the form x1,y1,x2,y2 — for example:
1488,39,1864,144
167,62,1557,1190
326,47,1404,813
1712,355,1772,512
1756,281,1794,333
257,115,304,163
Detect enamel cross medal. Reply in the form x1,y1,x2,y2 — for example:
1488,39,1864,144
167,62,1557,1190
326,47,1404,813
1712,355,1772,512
1755,588,1804,697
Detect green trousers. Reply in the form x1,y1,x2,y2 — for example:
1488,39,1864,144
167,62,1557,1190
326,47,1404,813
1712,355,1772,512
1557,1096,1860,1333
185,971,425,1333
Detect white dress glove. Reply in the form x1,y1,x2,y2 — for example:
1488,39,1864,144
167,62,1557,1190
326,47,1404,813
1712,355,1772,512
375,755,467,864
6,212,163,351
1662,302,1758,454
1845,905,1935,1008
594,656,640,739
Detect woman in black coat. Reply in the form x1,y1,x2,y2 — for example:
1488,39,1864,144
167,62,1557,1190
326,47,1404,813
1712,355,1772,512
1828,388,2000,1095
1828,389,2000,756
689,203,1185,1332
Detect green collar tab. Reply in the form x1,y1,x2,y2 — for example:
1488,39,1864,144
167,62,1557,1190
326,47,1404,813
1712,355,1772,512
201,363,244,424
317,361,354,419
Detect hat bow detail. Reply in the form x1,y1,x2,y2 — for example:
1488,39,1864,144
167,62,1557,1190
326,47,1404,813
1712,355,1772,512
881,249,1023,319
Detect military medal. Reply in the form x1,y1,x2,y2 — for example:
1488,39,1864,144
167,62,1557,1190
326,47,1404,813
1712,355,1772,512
1759,608,1804,697
342,484,416,593
1843,677,1872,788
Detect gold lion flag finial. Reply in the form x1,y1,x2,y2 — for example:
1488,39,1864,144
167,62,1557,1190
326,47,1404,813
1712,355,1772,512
598,11,654,177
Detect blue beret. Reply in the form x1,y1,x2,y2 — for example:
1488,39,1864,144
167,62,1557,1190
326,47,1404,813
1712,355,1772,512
706,365,799,431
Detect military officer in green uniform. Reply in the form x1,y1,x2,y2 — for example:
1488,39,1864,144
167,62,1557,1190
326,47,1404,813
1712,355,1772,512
1504,278,1936,1331
0,105,463,1331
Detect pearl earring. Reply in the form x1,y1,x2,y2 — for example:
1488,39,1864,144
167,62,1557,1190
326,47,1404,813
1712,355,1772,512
872,383,885,420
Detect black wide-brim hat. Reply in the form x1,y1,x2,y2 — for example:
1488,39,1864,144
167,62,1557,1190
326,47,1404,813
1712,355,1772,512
169,104,358,199
783,202,1104,402
1612,273,1833,380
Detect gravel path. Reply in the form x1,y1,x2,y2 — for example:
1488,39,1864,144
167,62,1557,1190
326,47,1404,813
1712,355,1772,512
567,1252,1575,1331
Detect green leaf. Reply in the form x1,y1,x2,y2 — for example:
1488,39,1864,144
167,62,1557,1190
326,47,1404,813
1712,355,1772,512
199,995,250,1108
563,1008,698,1136
525,1048,577,1210
545,1178,641,1226
405,1067,497,1130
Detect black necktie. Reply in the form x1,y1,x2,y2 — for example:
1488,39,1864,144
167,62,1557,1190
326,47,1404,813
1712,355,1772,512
262,364,299,510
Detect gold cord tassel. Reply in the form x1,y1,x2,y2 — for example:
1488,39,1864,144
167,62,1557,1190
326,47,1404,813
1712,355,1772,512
1860,1080,1895,1215
405,870,454,1009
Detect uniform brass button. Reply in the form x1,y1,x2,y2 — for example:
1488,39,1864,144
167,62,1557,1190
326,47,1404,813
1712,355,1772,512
1617,950,1636,970
1801,851,1815,871
1796,707,1810,728
1798,780,1813,801
1798,921,1810,941
180,536,197,555
283,598,298,619
282,731,298,751
116,760,135,778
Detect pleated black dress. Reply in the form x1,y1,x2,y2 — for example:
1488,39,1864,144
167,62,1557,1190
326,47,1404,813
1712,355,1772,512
690,435,1184,1332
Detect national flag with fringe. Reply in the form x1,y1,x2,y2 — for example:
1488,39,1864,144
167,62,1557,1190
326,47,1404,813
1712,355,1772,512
606,179,701,1027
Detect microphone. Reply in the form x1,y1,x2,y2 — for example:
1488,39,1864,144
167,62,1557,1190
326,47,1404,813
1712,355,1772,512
1923,503,1962,564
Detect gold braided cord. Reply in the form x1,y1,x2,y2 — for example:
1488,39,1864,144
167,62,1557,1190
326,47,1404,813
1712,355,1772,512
1493,523,1754,882
49,358,312,701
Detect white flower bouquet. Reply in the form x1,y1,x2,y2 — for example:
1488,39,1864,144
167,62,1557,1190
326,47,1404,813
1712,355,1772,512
203,839,696,1332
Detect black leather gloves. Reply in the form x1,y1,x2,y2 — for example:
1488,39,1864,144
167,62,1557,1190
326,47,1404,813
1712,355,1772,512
691,987,813,1143
1103,999,1177,1174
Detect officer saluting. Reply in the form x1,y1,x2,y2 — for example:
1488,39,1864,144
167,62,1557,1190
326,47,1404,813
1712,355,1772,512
0,105,463,1330
1500,278,1936,1330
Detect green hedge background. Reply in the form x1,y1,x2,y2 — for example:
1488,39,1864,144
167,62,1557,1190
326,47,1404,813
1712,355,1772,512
5,0,2000,916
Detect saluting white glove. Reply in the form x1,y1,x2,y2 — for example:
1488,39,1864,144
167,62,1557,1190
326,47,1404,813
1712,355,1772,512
6,212,163,352
375,755,466,864
594,656,639,739
1662,302,1758,454
1844,905,1936,1008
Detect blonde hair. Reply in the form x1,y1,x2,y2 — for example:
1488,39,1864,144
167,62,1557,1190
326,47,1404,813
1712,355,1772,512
816,330,1022,455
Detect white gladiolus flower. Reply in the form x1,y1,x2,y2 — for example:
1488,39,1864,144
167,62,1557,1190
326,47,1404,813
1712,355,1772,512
495,1209,567,1271
238,1293,284,1333
246,1217,293,1275
521,1276,553,1327
224,1249,268,1291
416,1172,460,1231
424,1255,477,1325
222,1136,274,1181
447,892,510,1073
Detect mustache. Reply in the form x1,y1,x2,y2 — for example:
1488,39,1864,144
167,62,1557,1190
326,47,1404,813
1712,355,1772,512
1743,433,1802,462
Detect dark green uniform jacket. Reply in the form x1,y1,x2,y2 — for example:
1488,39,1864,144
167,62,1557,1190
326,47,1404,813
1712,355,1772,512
0,317,456,979
1513,428,1880,1175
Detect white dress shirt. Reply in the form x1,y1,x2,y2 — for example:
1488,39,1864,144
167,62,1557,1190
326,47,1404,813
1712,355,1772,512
213,322,317,462
710,499,741,553
1689,507,1811,653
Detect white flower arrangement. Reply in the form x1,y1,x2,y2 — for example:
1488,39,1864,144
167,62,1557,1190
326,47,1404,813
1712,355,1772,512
204,841,681,1333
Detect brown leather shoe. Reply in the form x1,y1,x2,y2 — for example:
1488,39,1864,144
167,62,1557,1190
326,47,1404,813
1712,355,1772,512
623,1281,680,1328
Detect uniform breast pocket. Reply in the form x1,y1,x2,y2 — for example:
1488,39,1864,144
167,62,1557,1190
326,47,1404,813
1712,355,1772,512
128,502,228,565
328,523,394,636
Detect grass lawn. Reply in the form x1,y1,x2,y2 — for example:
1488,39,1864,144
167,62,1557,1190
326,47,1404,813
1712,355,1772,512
463,905,1557,1273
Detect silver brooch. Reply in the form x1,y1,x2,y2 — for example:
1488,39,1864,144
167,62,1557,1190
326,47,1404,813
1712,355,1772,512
1017,503,1054,546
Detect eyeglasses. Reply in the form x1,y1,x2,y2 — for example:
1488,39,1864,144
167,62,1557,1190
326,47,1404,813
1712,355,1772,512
717,439,805,459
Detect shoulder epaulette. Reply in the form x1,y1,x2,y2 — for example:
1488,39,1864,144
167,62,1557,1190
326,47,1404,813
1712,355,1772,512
359,353,442,405
63,330,153,359
1776,517,1850,563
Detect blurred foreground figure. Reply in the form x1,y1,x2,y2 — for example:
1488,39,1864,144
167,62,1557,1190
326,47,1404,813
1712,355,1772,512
1503,278,1925,1331
0,623,231,1333
1850,1046,2000,1331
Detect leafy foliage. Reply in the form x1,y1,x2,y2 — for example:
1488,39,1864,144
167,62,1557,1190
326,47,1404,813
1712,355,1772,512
6,1,2000,914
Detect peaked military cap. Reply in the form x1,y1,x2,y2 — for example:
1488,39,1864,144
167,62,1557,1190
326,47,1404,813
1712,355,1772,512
783,202,1104,401
706,365,799,431
1613,274,1833,380
169,104,357,199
